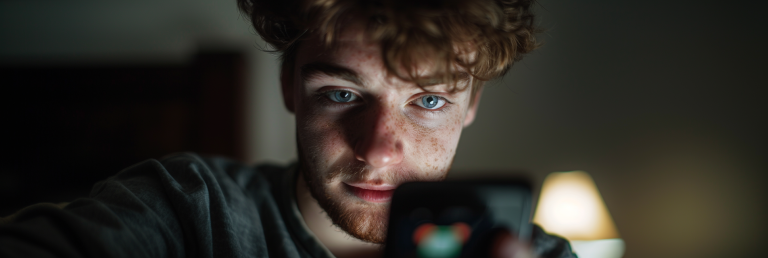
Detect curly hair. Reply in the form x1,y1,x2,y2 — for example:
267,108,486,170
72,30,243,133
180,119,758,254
237,0,539,93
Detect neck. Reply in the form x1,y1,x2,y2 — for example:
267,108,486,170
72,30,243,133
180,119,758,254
295,171,383,258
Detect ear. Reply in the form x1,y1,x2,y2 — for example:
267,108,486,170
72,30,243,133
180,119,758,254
462,86,483,127
280,61,295,113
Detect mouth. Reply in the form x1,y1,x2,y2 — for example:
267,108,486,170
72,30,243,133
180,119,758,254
344,182,396,203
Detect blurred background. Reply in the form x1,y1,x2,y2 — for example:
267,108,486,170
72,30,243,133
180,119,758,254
0,0,765,257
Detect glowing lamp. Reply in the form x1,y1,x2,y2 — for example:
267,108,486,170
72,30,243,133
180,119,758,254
533,171,624,258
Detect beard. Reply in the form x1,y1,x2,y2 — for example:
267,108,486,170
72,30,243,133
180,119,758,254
300,160,397,243
308,182,389,244
300,155,440,243
296,134,450,244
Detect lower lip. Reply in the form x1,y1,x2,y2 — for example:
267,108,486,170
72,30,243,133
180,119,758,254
346,184,395,203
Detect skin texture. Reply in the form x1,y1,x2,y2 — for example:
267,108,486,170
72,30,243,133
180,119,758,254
282,22,483,249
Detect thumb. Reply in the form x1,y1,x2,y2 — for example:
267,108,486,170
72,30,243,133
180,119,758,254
492,230,538,258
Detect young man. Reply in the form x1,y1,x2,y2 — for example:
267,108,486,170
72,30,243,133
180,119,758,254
0,0,575,257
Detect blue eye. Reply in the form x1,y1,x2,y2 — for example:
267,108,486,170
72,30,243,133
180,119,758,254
326,90,358,103
415,95,446,109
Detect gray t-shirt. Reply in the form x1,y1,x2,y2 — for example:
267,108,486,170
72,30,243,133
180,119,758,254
0,153,576,258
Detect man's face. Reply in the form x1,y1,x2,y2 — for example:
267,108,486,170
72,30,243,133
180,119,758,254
283,26,481,244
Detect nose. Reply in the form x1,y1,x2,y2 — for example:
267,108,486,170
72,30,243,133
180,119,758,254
354,107,404,168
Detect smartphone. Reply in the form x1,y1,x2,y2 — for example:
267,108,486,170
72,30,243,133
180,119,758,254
383,179,533,258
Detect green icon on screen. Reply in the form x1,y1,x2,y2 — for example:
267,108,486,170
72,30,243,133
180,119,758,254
413,222,471,258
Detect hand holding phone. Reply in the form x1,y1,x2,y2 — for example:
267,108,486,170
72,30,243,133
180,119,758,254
384,180,533,258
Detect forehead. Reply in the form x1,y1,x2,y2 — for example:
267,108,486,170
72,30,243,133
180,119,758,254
296,27,386,75
293,23,473,94
298,36,458,87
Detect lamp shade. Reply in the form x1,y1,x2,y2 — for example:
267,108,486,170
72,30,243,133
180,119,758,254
533,171,624,258
533,171,619,240
534,171,625,258
534,171,625,257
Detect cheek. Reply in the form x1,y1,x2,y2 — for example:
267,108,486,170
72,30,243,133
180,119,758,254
297,109,349,169
408,109,465,175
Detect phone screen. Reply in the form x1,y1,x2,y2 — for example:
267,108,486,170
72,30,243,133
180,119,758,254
384,180,532,258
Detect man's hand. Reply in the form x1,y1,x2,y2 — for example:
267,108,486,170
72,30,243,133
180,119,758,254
492,230,540,258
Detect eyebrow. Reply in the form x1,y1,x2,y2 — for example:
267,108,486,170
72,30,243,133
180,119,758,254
300,62,365,86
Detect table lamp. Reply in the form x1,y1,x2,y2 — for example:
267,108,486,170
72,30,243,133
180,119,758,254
533,171,624,258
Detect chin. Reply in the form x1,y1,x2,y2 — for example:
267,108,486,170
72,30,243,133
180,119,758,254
298,149,448,244
305,175,390,243
333,199,389,244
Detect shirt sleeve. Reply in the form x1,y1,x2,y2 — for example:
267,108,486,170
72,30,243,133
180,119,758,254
532,224,579,258
0,153,267,258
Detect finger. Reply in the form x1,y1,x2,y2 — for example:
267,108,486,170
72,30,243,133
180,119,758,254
492,230,537,258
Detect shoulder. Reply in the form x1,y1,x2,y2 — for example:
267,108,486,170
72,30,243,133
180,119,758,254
89,153,236,196
532,224,578,258
167,153,293,192
1,153,301,258
161,152,257,189
105,152,278,191
91,153,297,256
148,153,296,209
87,152,281,215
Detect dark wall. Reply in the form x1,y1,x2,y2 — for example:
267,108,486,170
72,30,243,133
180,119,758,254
0,52,246,215
452,0,767,257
